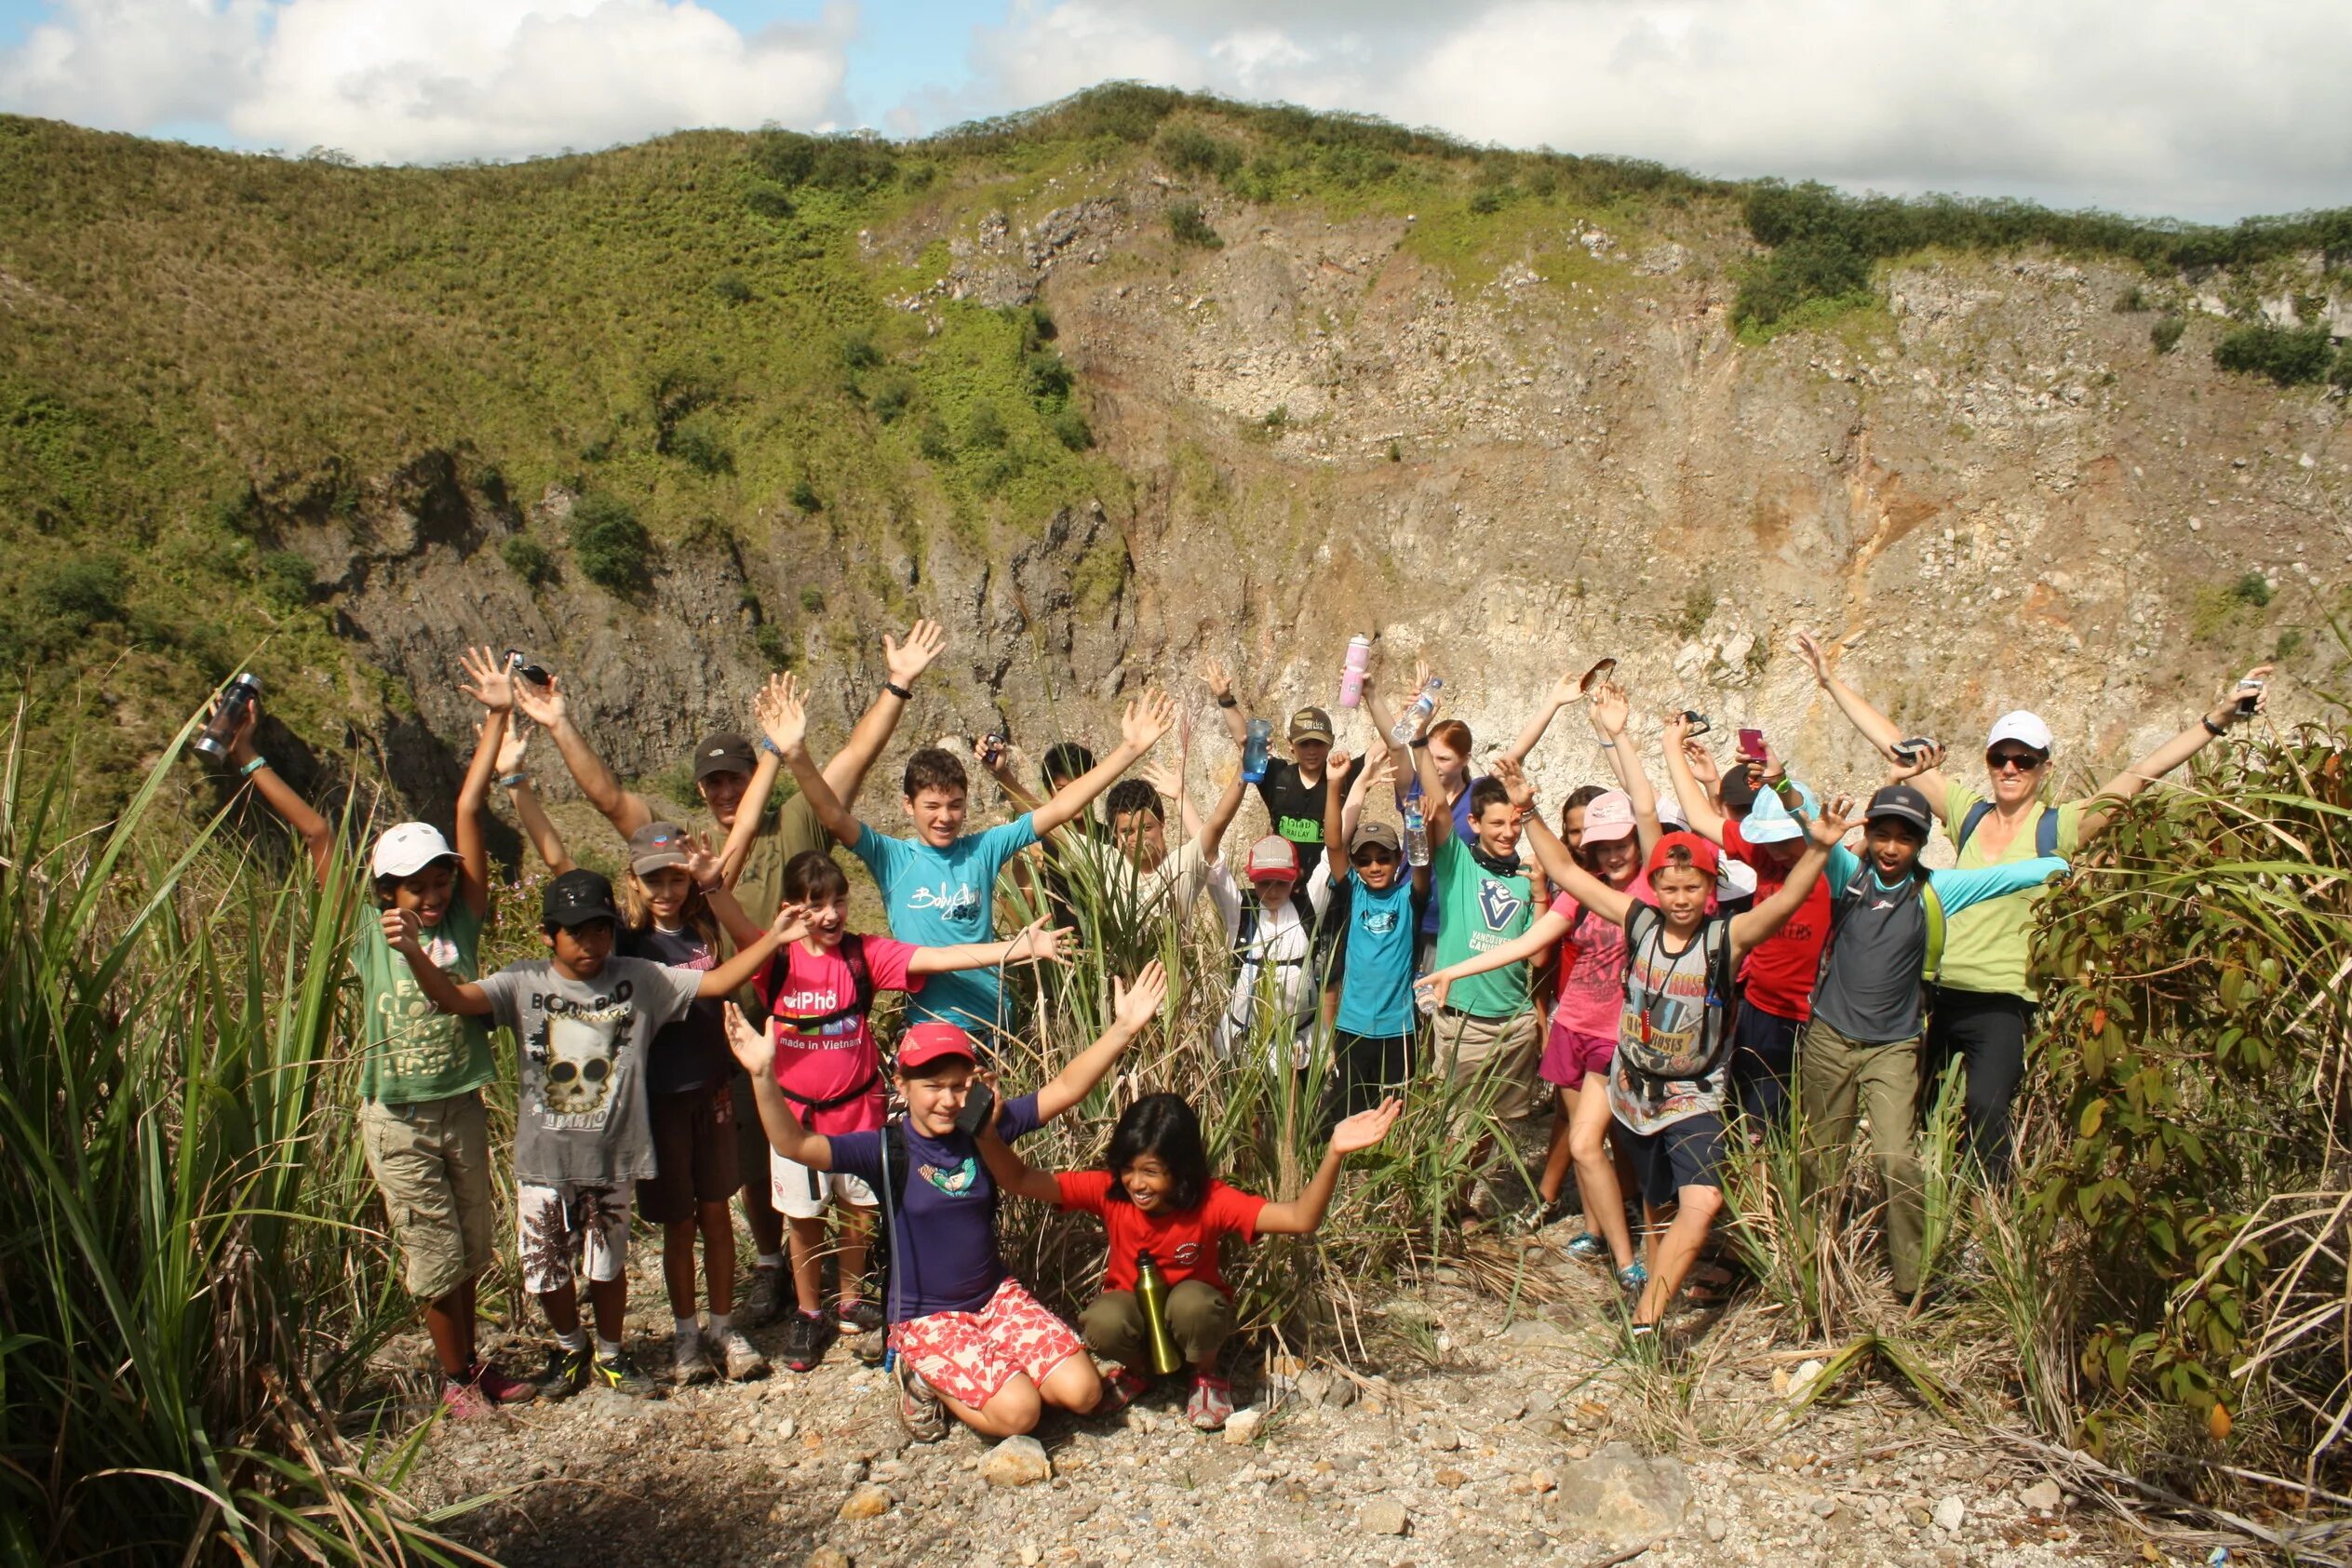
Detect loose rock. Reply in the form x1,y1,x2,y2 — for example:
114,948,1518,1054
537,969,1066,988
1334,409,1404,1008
837,1485,893,1521
2021,1479,2063,1512
1933,1495,1967,1531
1554,1443,1695,1543
981,1435,1054,1489
1359,1498,1410,1536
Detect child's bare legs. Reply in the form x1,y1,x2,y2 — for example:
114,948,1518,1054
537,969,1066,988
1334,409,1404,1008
1537,1085,1575,1205
836,1206,872,1310
1569,1073,1635,1268
787,1214,828,1315
935,1356,1109,1441
1634,1185,1723,1326
423,1277,477,1377
662,1219,702,1320
699,1199,736,1316
543,1280,627,1344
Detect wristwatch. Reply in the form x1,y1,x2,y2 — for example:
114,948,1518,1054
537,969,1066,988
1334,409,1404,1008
2201,715,2228,737
884,681,913,701
1216,694,1238,710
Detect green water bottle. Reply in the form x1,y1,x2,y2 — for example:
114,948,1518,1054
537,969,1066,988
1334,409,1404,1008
1135,1250,1182,1376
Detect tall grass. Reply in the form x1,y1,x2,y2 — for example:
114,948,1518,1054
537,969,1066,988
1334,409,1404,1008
0,708,487,1565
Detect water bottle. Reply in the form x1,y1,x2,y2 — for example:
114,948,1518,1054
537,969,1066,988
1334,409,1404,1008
1389,677,1443,744
1403,780,1430,868
1241,717,1272,784
1337,635,1372,709
1135,1250,1183,1375
193,673,262,761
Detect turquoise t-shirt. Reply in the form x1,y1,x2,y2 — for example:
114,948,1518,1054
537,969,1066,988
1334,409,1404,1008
852,815,1039,1034
1335,872,1420,1038
1431,832,1534,1018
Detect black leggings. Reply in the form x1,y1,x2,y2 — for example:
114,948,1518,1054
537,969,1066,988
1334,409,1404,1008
1924,988,2037,1182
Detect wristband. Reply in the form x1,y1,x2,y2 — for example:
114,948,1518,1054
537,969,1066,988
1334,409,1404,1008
240,756,268,777
1216,694,1238,709
1409,736,1430,750
2201,715,2228,738
497,771,529,788
884,680,914,701
1598,740,1618,750
759,736,783,757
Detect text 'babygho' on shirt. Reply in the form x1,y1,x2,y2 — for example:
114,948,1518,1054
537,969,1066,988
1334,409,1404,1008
1607,907,1734,1136
1334,871,1422,1038
1054,1171,1269,1296
827,1093,1044,1322
1206,861,1335,1053
851,815,1039,1034
1810,843,2072,1045
619,922,730,1097
754,934,922,1134
1255,758,1330,847
477,958,703,1195
351,900,495,1105
1431,831,1535,1018
1938,783,2087,1001
1719,818,1830,1024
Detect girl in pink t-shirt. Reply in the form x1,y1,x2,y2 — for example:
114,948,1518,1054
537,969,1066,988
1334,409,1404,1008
753,850,1071,1370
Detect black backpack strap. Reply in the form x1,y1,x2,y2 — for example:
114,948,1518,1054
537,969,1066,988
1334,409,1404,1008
1956,799,1993,853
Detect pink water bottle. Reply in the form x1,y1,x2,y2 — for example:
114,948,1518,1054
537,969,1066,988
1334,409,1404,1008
1338,635,1372,709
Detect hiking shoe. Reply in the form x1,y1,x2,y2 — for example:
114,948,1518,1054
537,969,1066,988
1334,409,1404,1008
536,1343,591,1401
590,1347,659,1398
834,1297,884,1336
1563,1231,1610,1264
440,1378,494,1419
718,1327,770,1382
1186,1372,1236,1431
782,1310,833,1374
894,1354,948,1443
740,1264,787,1329
670,1333,716,1387
1617,1261,1649,1300
849,1330,887,1368
467,1360,537,1406
1093,1366,1149,1418
1504,1196,1571,1237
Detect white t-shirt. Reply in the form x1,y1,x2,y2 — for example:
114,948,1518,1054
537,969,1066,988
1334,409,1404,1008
1064,833,1217,927
1206,863,1336,1065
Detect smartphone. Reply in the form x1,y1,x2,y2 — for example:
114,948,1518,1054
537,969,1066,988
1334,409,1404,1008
2235,679,2265,718
504,650,551,688
1891,735,1939,762
978,730,1011,769
954,1080,997,1139
1738,728,1767,763
1678,710,1712,737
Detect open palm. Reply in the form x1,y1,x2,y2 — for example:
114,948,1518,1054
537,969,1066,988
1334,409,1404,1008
1330,1096,1404,1155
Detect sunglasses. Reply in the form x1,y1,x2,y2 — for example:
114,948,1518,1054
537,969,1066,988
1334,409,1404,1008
1985,750,2047,772
1351,849,1400,866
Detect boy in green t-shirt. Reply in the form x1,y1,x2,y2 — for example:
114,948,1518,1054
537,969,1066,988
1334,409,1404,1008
238,646,533,1416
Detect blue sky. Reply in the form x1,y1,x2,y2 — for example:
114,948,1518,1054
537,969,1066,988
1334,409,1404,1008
1,0,2346,220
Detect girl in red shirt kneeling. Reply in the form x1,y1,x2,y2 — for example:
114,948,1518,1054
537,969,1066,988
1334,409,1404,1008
976,1092,1400,1430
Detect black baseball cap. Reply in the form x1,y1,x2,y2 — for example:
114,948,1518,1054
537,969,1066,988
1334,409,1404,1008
1719,767,1761,812
1865,784,1934,835
692,731,758,782
543,869,621,928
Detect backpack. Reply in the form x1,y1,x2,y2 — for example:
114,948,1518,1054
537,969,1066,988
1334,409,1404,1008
1230,882,1334,1018
1956,800,2060,860
768,934,880,1113
1819,864,1949,984
875,1116,1000,1333
1616,906,1740,1082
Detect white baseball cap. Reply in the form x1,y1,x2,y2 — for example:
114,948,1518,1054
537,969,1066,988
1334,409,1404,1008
1984,710,2055,756
371,822,457,878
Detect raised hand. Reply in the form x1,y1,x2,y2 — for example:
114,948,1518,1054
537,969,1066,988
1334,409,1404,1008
224,692,263,763
511,672,566,730
1589,678,1631,739
1682,740,1722,787
754,672,807,756
1546,664,1584,711
457,646,515,714
1326,749,1356,786
1003,917,1079,967
1489,756,1537,812
1361,748,1399,794
493,719,531,777
883,619,948,687
722,1002,776,1078
1112,959,1169,1031
1660,710,1690,748
1198,656,1235,703
1758,742,1786,786
1887,742,1944,784
1137,759,1184,800
1330,1096,1404,1155
381,907,423,953
1121,690,1177,753
1790,629,1831,686
1413,655,1432,696
678,830,724,891
768,900,813,946
2218,663,2276,728
1808,794,1861,848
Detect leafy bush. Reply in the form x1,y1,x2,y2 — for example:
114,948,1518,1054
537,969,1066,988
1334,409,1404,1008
840,331,881,371
916,416,953,462
744,183,796,220
751,130,897,193
799,585,826,613
966,403,1009,449
2151,315,2186,355
1157,125,1241,180
2213,323,2336,386
1732,235,1872,331
501,534,555,585
711,271,753,305
255,549,315,607
870,377,913,423
2230,570,2275,609
1048,407,1094,451
1025,348,1074,405
789,478,822,513
1167,201,1222,250
2338,344,2352,390
666,420,733,476
568,493,652,594
29,555,128,637
2113,286,2150,313
753,622,792,668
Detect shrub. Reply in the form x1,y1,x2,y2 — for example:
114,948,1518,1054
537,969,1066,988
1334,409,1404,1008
917,416,953,462
2213,323,2335,386
1048,407,1094,451
751,129,896,193
569,493,652,594
2151,315,2185,355
1732,235,1873,331
745,183,796,220
667,421,733,476
2335,343,2352,390
2231,570,2274,608
2113,285,2150,313
799,585,826,613
255,549,315,607
501,534,556,585
753,622,792,667
840,331,881,371
1025,348,1073,405
870,377,912,423
712,271,753,305
1167,201,1222,250
966,403,1009,449
1157,125,1241,180
789,478,822,513
29,555,128,637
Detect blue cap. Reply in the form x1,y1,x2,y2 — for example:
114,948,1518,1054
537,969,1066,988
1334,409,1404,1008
1741,781,1817,845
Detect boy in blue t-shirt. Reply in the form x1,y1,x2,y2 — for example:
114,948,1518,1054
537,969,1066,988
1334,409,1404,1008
1319,747,1430,1119
772,677,1176,1042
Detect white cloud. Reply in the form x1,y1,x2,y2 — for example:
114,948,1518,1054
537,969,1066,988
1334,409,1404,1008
0,0,854,163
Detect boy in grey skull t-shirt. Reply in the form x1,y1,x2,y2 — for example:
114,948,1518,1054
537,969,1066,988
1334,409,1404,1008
389,868,792,1398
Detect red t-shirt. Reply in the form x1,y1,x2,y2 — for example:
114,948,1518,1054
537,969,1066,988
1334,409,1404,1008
1721,820,1830,1022
1055,1171,1268,1296
754,934,922,1134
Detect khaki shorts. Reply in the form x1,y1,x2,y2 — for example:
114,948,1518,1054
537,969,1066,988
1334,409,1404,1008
1433,1007,1543,1122
359,1091,495,1301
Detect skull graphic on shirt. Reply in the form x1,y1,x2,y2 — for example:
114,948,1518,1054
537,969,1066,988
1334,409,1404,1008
539,1004,627,1119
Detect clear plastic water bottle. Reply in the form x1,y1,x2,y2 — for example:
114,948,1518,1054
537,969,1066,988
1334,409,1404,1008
1390,677,1443,744
1241,717,1272,783
1403,779,1430,867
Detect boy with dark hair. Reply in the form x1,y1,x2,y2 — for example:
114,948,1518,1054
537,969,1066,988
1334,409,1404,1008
1203,658,1333,850
1321,747,1430,1119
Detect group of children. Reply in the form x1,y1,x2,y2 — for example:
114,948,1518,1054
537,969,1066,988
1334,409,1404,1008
230,622,2269,1438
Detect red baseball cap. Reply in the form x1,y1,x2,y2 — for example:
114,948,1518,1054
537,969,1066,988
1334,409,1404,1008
1645,830,1722,883
896,1022,977,1071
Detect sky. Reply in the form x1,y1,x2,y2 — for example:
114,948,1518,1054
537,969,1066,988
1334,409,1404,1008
0,0,2346,221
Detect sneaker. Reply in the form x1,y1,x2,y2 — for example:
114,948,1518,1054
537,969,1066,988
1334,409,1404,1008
740,1264,788,1330
718,1327,770,1382
1503,1196,1570,1237
1093,1366,1149,1417
1186,1371,1236,1431
590,1347,659,1398
834,1297,884,1336
782,1310,834,1374
440,1378,494,1419
894,1353,948,1443
536,1343,590,1402
1617,1261,1649,1300
1564,1231,1610,1264
468,1360,538,1406
849,1330,887,1368
670,1333,716,1387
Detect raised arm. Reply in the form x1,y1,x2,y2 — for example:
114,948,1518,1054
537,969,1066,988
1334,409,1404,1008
1416,908,1571,1005
906,916,1080,975
452,647,515,919
1321,749,1361,883
224,698,333,883
983,740,1048,817
672,834,768,947
1492,758,1636,929
1030,693,1176,837
383,909,494,1015
1200,656,1250,751
1337,746,1389,852
721,1002,832,1169
1792,629,1951,811
1589,679,1660,854
1499,666,1584,768
1255,1098,1404,1234
971,1116,1065,1206
819,619,948,806
2076,664,2270,841
1727,796,1854,960
512,674,653,838
1033,961,1167,1123
1196,755,1249,865
1660,712,1729,845
493,718,577,874
1137,758,1203,845
692,902,801,998
1370,680,1452,844
756,674,862,849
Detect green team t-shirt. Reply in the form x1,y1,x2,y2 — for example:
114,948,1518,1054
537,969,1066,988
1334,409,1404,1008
1431,831,1535,1018
1938,781,2087,1000
351,899,494,1105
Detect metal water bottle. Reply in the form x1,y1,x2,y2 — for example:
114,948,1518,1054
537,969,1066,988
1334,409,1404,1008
1337,635,1372,709
1403,779,1431,868
1241,718,1272,784
1135,1250,1183,1375
1390,677,1443,744
193,673,262,761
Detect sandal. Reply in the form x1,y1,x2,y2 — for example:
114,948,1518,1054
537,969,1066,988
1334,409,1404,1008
1094,1366,1149,1417
1680,1262,1738,1309
1186,1371,1236,1431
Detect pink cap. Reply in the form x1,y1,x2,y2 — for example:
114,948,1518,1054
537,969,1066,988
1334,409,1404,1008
896,1023,977,1071
1245,836,1299,878
1580,789,1636,843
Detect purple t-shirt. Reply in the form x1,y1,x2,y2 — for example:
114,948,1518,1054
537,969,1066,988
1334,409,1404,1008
830,1091,1043,1321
